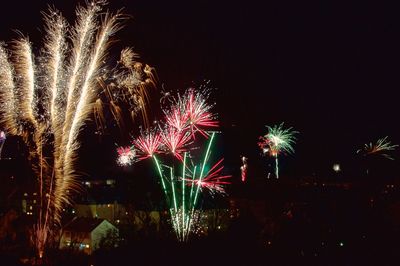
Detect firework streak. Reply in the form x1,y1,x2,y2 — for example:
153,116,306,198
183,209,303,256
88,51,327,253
240,156,248,182
0,2,154,258
0,130,5,159
357,136,398,160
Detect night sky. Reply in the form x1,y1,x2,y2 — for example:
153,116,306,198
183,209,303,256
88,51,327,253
1,1,400,180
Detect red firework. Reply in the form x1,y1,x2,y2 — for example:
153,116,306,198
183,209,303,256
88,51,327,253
184,89,218,138
164,106,188,132
116,146,135,166
240,156,248,182
258,136,276,156
160,126,192,161
132,129,162,160
184,158,231,195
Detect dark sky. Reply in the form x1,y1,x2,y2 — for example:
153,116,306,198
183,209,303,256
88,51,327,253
1,0,400,179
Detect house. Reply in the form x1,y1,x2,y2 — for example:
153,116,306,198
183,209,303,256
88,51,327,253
59,217,118,254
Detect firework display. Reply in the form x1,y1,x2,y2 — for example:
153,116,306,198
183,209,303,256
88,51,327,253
0,130,5,159
160,126,192,161
0,2,154,258
184,158,231,196
162,87,218,137
116,146,136,166
240,156,248,182
121,87,230,241
357,136,398,160
258,123,297,178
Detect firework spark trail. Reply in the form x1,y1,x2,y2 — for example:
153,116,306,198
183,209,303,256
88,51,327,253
192,132,215,204
240,156,248,182
0,131,5,159
13,39,37,127
111,47,156,129
184,89,218,138
182,152,186,239
52,3,100,224
357,136,398,160
58,2,99,175
169,167,181,239
59,9,122,224
0,45,17,135
183,158,231,196
43,9,68,142
63,3,98,129
13,39,47,181
186,132,215,237
258,123,297,178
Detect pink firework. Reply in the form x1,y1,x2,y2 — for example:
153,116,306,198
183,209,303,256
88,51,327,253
164,105,188,132
183,89,218,138
116,146,135,166
184,158,231,195
258,136,271,155
133,129,162,160
240,156,248,182
160,127,192,161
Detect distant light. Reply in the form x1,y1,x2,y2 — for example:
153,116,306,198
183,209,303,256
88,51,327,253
106,179,115,185
333,164,341,172
72,210,75,214
339,242,344,247
86,244,90,248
